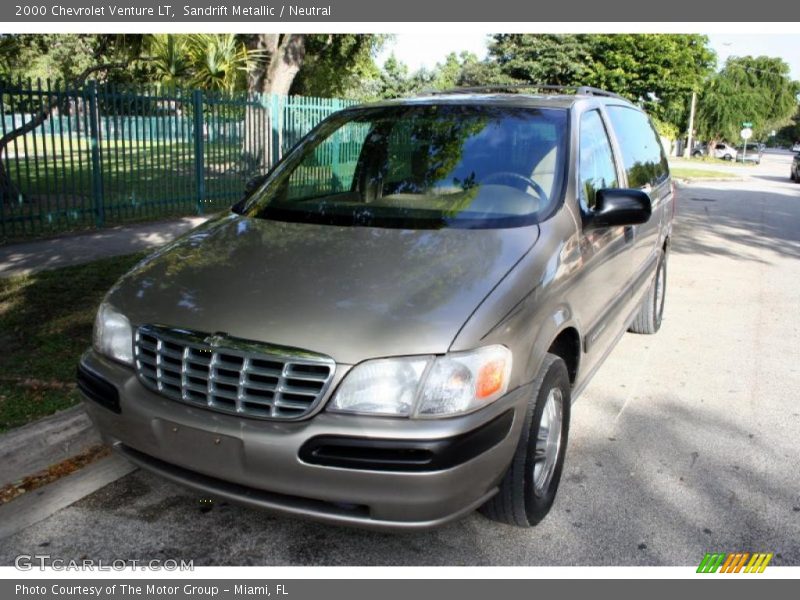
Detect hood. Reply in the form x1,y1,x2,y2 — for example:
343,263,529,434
108,214,539,364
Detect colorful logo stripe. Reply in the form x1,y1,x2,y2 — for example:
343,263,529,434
697,552,773,573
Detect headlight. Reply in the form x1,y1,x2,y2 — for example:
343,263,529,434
329,345,512,418
93,303,133,365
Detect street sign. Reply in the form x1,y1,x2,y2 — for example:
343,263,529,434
741,128,753,140
742,122,753,127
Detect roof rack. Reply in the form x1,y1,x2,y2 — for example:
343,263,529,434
426,83,627,101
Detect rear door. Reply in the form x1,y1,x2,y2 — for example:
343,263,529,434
604,105,672,303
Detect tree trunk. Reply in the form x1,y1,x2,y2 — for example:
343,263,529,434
245,34,307,96
262,35,306,96
241,35,307,172
244,33,309,95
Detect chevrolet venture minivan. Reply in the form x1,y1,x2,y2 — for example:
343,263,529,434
78,86,674,529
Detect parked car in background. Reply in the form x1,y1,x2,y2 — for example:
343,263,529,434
736,146,762,164
79,87,674,530
692,142,738,160
791,153,800,182
712,143,737,160
791,142,800,152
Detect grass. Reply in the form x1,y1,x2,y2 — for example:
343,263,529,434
669,166,739,180
0,139,257,243
0,252,145,432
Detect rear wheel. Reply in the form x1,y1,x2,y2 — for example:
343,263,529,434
480,354,571,527
629,249,667,334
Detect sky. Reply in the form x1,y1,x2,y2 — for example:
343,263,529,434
377,33,800,81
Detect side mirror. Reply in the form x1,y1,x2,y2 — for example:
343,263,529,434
590,188,652,228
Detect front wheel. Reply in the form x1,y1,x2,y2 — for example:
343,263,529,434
480,354,571,527
629,249,667,334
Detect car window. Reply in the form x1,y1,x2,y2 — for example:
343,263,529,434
606,106,669,188
578,110,618,210
244,105,568,229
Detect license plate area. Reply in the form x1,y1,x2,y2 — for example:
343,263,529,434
152,419,244,476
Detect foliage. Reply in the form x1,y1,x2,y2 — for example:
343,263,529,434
145,34,192,88
0,34,144,85
774,108,800,146
696,56,800,143
651,115,680,141
0,34,385,99
290,35,387,98
487,34,717,135
371,35,716,136
490,34,592,86
143,34,258,93
0,253,146,431
377,54,424,99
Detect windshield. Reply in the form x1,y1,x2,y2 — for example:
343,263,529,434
242,104,568,229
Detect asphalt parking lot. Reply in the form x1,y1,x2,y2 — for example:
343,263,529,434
1,152,798,566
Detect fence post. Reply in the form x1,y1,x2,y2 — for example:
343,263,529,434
270,93,282,164
86,80,104,228
192,89,205,215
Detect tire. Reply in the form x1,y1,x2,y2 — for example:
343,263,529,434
480,354,571,527
629,249,667,334
723,154,732,161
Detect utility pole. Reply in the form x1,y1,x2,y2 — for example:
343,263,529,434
685,91,697,158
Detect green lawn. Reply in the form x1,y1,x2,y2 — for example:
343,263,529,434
669,166,739,180
1,139,254,243
0,253,145,432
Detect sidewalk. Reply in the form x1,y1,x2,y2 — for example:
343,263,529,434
0,216,209,279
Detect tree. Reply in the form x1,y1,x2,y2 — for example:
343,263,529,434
377,54,420,98
484,34,716,134
242,34,385,97
490,34,592,86
290,35,386,98
582,35,716,132
0,34,145,85
775,108,800,146
696,56,800,145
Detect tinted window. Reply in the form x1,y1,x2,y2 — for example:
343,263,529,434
579,110,618,210
606,106,669,188
243,105,568,229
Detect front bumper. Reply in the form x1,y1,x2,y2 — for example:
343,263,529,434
78,350,529,530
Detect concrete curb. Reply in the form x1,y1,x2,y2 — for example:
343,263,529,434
0,405,100,488
0,453,136,540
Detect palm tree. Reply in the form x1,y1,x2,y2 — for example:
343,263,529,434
145,34,261,94
186,34,254,93
146,34,191,89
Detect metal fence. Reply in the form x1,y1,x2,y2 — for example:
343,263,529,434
0,79,357,241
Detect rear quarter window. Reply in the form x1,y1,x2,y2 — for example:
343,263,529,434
606,106,669,188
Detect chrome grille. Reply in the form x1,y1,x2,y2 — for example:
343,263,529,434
134,325,335,420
